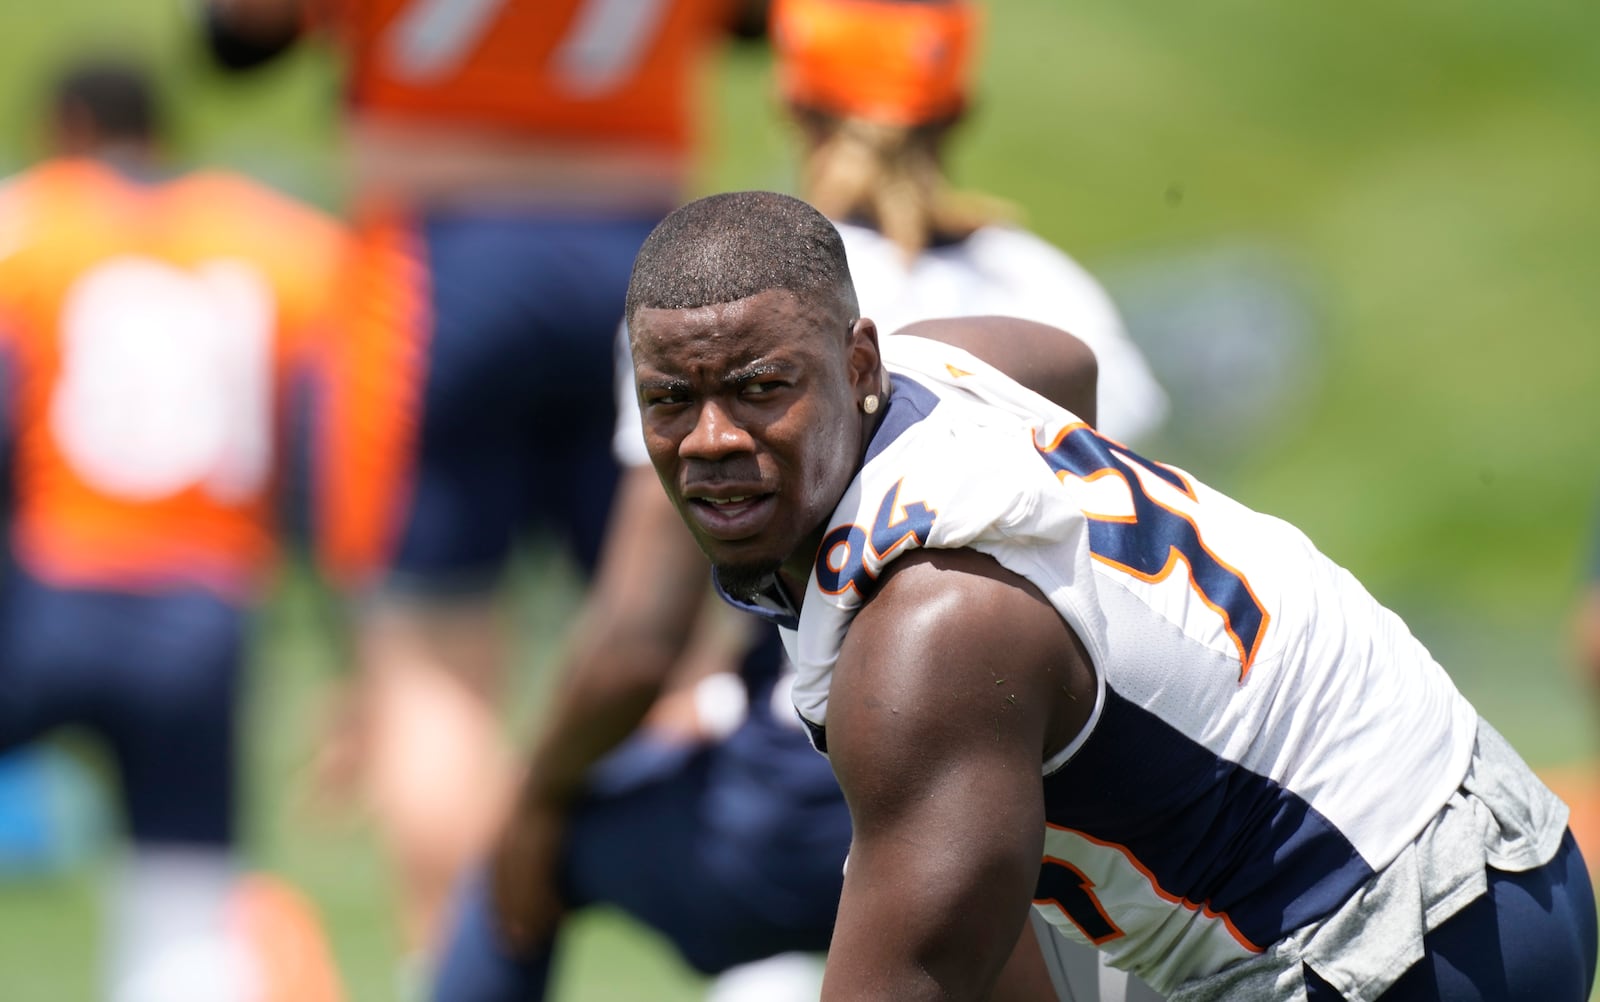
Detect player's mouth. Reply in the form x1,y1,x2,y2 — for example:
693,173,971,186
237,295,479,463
685,490,777,540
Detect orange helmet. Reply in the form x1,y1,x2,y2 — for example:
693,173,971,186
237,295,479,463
772,0,981,126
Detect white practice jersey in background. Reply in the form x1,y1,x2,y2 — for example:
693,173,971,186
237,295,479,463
834,222,1166,445
721,336,1478,993
613,221,1167,466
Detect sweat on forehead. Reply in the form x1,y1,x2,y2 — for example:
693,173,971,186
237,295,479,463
626,190,859,324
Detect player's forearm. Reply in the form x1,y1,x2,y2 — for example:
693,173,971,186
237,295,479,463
515,631,682,808
514,465,710,807
1578,588,1600,689
819,825,1043,998
825,896,1024,998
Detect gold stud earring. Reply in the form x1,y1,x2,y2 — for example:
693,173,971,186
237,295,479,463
862,394,880,415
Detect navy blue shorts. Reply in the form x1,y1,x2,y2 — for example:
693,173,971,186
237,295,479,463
431,713,851,1000
1305,828,1598,1000
386,209,660,593
0,566,245,847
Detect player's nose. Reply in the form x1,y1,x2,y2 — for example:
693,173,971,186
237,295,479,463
679,398,753,461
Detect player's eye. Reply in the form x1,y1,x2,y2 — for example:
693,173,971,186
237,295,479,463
740,379,785,398
642,389,690,408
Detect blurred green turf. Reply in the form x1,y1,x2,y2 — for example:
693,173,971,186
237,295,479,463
1,0,1598,998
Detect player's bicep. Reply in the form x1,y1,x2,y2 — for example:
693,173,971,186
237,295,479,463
821,550,1075,1000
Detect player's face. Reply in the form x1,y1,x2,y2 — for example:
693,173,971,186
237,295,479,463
631,288,880,599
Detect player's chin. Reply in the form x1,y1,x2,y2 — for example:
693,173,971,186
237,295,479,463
712,555,783,603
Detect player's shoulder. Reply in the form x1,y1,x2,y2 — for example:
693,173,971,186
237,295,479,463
846,375,1060,551
170,170,349,270
0,159,124,216
173,170,341,233
0,160,138,268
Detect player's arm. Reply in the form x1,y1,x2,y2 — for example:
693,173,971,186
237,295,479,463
892,315,1100,427
202,0,306,70
820,547,1095,1001
493,462,714,943
518,464,712,804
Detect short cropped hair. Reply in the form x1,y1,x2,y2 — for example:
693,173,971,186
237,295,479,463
625,190,859,325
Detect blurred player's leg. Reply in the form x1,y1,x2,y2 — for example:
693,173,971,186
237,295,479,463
231,874,346,1002
432,718,846,1001
336,209,635,971
431,868,558,1001
109,847,254,1002
0,573,266,1001
111,857,347,1002
96,587,251,1002
360,596,518,956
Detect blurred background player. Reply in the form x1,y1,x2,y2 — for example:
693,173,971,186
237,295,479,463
201,0,761,984
0,57,345,1001
439,2,1168,1001
773,0,1166,446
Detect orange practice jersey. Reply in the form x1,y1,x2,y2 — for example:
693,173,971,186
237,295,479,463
0,159,347,599
329,0,731,154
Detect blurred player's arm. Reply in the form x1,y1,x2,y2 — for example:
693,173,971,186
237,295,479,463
1581,591,1600,703
493,462,714,943
519,465,713,800
895,315,1099,427
1578,568,1600,697
820,546,1092,1001
202,0,305,70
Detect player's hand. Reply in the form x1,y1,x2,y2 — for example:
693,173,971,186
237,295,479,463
490,794,568,950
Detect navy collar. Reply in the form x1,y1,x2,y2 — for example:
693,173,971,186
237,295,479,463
712,571,801,630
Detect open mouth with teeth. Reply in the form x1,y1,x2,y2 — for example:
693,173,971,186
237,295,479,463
693,493,767,513
686,492,776,540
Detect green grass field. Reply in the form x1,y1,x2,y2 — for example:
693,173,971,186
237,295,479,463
0,1,1598,998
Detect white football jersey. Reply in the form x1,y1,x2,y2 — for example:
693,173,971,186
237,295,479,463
721,336,1479,993
613,221,1166,467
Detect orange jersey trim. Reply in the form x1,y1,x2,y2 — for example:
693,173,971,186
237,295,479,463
1038,422,1271,680
1034,854,1127,946
1044,823,1266,955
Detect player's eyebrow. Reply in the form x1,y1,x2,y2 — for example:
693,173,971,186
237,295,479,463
636,360,796,397
636,374,691,395
721,360,793,387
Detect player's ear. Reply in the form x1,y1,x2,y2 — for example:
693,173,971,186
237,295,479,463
846,317,884,399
